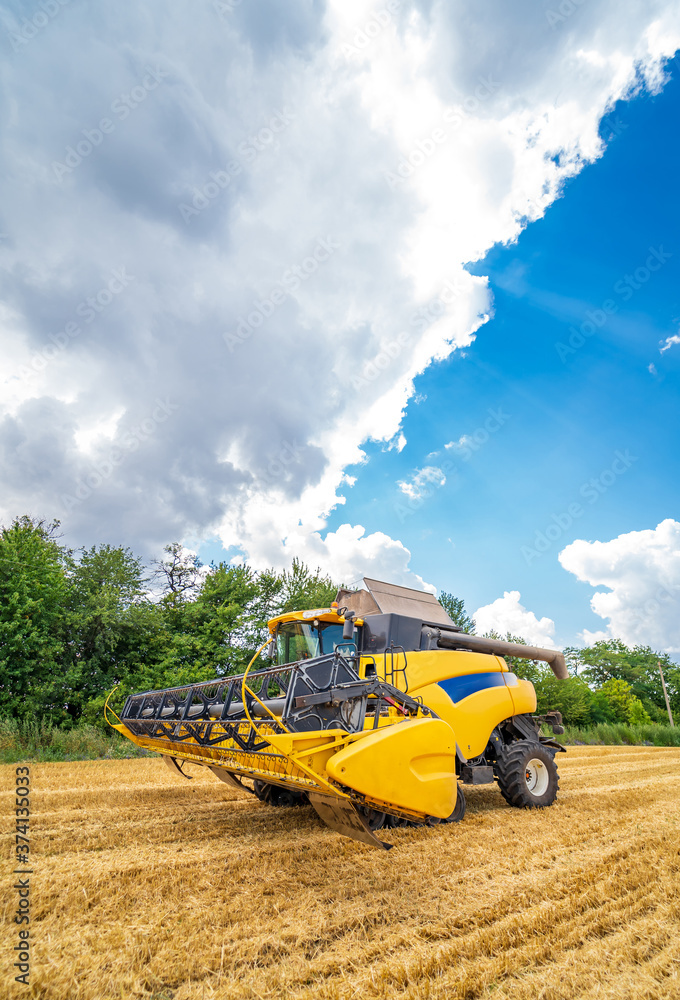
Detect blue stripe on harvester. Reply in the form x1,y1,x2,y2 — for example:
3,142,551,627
438,672,507,705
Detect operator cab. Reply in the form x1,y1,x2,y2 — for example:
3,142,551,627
270,578,461,668
275,619,354,665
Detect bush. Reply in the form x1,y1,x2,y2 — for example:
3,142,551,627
0,715,153,763
555,722,680,747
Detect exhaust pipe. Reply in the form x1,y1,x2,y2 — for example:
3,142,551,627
432,631,569,680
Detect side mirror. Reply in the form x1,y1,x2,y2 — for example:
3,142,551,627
342,614,355,641
267,639,276,660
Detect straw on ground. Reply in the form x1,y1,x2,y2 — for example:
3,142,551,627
2,746,679,999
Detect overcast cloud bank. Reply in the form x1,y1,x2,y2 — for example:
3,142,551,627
1,0,679,635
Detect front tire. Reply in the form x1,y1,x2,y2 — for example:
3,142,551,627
446,783,466,823
495,742,559,808
427,783,466,824
253,781,308,807
357,806,387,830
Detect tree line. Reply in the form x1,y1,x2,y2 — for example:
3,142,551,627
1,516,677,730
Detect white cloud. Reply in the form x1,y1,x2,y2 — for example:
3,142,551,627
397,465,446,500
247,521,436,595
559,519,680,652
473,590,557,647
659,332,680,353
445,435,472,452
0,1,679,587
386,432,407,453
580,629,611,645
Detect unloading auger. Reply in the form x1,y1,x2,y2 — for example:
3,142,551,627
109,578,567,849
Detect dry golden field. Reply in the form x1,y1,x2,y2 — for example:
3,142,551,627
3,746,680,1000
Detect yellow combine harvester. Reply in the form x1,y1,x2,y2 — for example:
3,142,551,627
109,578,567,848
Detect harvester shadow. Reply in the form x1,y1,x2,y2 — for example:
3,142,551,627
462,785,511,813
203,786,508,849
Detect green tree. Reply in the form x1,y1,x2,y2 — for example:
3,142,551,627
149,562,262,683
597,678,635,722
439,592,476,633
188,561,260,672
63,545,167,725
152,542,203,605
628,698,652,725
570,639,678,722
78,601,169,726
597,677,652,725
0,516,69,721
534,671,596,727
240,567,285,654
277,558,338,614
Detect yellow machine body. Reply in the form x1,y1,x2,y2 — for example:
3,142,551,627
111,587,564,848
326,718,457,818
391,649,537,759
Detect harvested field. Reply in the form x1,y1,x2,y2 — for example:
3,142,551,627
3,746,680,1000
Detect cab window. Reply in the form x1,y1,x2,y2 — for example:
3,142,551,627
275,622,348,664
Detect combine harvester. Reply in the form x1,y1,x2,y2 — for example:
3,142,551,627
109,579,567,848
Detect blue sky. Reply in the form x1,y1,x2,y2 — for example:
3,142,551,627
2,2,679,654
320,60,680,647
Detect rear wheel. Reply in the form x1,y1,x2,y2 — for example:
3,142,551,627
495,742,559,808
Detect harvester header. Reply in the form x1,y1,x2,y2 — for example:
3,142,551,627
109,578,566,848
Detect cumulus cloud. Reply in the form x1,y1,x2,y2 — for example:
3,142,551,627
473,590,557,647
1,0,679,584
559,519,680,652
253,521,436,594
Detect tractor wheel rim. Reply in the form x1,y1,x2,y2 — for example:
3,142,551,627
525,758,549,796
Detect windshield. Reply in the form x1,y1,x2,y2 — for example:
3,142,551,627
276,621,348,665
